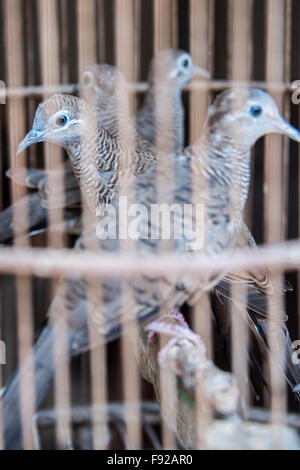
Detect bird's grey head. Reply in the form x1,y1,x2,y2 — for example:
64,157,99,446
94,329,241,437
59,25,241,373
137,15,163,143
18,94,92,154
81,64,128,110
208,88,300,148
149,49,210,88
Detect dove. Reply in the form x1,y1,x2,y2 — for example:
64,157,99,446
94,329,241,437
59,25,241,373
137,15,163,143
17,93,155,215
81,63,155,154
82,50,209,153
83,68,300,401
134,49,209,152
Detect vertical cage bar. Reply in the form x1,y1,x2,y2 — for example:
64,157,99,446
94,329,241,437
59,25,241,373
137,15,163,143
115,0,142,450
153,2,179,451
60,0,70,84
78,0,97,72
189,0,214,449
77,0,109,450
153,0,178,54
37,0,71,449
4,0,35,449
228,0,253,414
231,283,249,410
265,0,287,447
25,0,40,169
96,0,106,63
189,0,213,143
228,0,252,81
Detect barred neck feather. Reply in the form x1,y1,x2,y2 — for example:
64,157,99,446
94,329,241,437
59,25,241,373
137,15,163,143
84,75,155,155
187,124,252,214
66,117,156,213
135,82,184,153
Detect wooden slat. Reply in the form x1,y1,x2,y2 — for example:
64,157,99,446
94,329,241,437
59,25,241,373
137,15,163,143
153,0,177,54
189,0,214,449
3,78,299,99
77,0,97,73
265,0,287,446
153,1,179,451
96,0,106,63
228,0,252,81
189,0,213,142
37,0,71,449
77,0,109,451
59,0,70,84
25,0,40,168
4,0,35,450
228,0,252,414
115,0,142,450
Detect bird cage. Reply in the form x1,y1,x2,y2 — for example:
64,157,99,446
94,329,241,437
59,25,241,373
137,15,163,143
0,0,300,451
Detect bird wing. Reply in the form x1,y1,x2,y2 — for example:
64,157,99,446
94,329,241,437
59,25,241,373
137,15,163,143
0,193,47,243
223,221,271,293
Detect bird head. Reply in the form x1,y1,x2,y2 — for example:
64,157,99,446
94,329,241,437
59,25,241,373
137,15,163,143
81,64,126,102
208,87,300,148
149,49,210,89
17,94,92,154
80,64,130,129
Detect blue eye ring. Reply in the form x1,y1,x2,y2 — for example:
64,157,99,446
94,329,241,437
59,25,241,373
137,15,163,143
56,115,69,127
250,105,262,117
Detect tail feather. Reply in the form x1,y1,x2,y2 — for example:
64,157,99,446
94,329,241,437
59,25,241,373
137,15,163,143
214,280,300,400
257,320,300,401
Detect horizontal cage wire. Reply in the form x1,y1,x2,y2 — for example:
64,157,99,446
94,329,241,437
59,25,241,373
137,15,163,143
0,0,299,451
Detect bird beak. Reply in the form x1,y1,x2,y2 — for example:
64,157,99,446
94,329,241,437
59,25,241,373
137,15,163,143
192,65,211,80
273,116,300,143
17,129,45,154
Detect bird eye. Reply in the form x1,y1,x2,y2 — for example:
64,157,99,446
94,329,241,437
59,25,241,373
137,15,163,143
250,105,262,117
181,58,190,68
55,115,68,127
